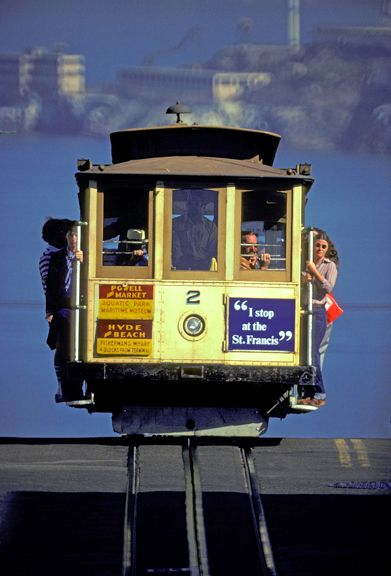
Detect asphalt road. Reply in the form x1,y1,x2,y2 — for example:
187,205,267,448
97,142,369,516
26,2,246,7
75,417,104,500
0,438,389,575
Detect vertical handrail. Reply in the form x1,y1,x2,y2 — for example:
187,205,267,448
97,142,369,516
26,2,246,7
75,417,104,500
307,229,314,365
72,220,87,362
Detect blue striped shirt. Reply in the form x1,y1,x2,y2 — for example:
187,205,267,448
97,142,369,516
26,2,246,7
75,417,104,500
65,249,76,297
39,245,61,294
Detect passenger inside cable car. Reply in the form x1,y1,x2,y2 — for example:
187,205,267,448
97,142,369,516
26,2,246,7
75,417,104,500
102,186,149,266
240,231,271,270
116,229,148,266
171,188,218,271
240,188,287,272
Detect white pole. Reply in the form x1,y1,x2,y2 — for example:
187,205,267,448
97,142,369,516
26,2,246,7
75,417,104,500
307,229,314,365
72,221,87,362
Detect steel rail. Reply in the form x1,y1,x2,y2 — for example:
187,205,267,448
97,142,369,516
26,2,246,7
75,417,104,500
240,446,277,576
122,441,210,576
122,444,140,576
182,439,210,576
122,440,276,575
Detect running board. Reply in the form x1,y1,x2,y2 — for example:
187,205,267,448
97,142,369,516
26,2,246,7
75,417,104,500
66,393,95,408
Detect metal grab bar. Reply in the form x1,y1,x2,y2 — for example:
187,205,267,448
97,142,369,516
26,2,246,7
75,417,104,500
240,242,284,248
240,253,286,261
103,239,148,246
307,229,314,366
72,220,88,362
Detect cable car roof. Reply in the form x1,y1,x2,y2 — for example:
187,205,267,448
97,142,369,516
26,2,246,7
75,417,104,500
77,154,312,182
109,124,281,167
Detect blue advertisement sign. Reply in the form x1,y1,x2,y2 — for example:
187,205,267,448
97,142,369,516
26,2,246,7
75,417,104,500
228,298,295,352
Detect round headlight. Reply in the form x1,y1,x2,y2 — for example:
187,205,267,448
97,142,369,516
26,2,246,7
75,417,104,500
183,314,205,337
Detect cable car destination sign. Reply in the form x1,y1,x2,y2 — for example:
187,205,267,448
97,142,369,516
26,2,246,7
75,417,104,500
98,284,154,319
228,297,295,352
97,284,154,356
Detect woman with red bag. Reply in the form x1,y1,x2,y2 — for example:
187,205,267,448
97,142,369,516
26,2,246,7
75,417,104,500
317,231,342,369
298,230,339,408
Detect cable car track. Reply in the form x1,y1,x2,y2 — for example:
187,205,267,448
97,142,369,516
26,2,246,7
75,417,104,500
182,441,210,576
240,446,277,576
122,440,277,576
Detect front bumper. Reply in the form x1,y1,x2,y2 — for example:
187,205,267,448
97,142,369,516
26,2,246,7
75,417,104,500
68,361,315,386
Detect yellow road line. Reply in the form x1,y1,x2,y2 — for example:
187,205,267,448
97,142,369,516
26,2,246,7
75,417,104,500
350,439,370,468
335,439,352,467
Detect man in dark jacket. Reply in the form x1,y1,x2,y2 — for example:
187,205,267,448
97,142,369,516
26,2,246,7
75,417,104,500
46,223,84,402
39,218,74,294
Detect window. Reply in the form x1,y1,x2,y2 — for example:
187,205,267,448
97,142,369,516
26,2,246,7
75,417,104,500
101,188,150,268
171,188,218,271
240,189,288,272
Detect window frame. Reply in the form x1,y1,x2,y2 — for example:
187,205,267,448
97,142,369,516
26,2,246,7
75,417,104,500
163,185,227,280
95,184,154,279
236,186,292,282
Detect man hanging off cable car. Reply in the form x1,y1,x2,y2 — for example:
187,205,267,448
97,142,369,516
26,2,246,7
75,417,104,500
45,223,85,402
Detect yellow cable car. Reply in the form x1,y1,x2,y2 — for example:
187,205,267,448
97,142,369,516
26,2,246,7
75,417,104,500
68,105,316,437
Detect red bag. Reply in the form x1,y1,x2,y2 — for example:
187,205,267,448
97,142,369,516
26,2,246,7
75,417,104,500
325,293,343,325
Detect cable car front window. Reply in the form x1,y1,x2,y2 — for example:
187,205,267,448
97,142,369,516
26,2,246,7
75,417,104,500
102,189,149,267
241,189,287,271
171,188,218,271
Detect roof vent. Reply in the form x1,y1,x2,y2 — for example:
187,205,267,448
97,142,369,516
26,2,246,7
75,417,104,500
166,102,192,124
